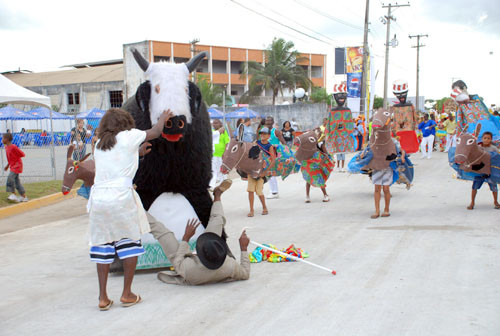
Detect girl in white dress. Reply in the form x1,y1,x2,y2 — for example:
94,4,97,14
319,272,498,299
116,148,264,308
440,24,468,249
88,108,173,310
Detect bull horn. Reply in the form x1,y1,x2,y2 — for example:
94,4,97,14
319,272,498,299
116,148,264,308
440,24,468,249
185,51,208,73
132,48,150,72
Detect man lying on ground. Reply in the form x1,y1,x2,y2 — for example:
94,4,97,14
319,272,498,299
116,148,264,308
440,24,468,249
148,179,250,285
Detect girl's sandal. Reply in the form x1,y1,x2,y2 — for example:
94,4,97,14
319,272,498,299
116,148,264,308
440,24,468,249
262,210,269,215
99,300,113,311
381,212,391,217
247,212,254,217
121,295,141,308
370,214,380,219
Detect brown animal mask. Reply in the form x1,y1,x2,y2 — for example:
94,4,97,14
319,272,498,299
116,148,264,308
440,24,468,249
221,134,263,179
62,145,95,194
455,123,491,174
294,129,321,162
367,109,397,170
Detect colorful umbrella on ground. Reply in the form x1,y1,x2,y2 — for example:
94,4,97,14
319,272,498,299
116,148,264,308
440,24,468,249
28,107,72,119
76,108,105,119
0,106,41,120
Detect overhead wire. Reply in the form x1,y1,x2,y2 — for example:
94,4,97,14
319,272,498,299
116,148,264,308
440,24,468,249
230,0,331,45
293,0,364,31
253,0,336,43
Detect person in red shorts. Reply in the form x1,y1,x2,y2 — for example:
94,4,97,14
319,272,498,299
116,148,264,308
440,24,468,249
2,133,27,202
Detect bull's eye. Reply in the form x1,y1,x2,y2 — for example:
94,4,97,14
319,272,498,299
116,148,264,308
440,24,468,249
166,120,173,128
467,138,474,145
456,138,461,144
383,111,390,116
68,166,74,174
308,137,316,143
178,119,185,128
155,84,160,94
231,145,238,153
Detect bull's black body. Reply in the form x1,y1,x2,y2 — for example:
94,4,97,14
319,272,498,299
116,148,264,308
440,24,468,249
122,81,213,227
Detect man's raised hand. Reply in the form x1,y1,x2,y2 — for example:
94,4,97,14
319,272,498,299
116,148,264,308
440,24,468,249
182,218,201,242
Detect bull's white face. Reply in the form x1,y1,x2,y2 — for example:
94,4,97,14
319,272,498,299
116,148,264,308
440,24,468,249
146,62,192,125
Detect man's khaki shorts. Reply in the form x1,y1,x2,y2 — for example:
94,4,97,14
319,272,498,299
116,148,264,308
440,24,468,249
247,177,264,196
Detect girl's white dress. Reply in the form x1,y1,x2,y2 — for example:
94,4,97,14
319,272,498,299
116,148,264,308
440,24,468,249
87,129,150,246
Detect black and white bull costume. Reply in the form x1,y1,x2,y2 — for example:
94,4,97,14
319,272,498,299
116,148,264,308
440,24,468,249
122,49,218,238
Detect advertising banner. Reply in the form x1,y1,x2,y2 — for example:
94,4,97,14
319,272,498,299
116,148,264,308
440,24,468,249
345,47,363,73
347,72,362,98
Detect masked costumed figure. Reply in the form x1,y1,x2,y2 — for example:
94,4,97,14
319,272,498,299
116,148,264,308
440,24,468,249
348,109,414,189
325,83,356,156
390,80,419,153
451,80,500,145
114,50,231,271
294,129,335,203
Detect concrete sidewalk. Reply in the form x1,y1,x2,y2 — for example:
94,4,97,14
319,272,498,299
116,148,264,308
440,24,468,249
1,152,499,335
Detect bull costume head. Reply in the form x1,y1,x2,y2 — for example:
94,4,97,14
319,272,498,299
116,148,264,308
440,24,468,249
294,129,322,162
333,82,347,107
455,123,491,174
132,49,207,142
221,127,263,178
62,145,95,195
393,79,408,105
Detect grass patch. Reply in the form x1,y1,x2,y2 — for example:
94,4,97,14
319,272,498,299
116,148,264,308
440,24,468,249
0,180,81,208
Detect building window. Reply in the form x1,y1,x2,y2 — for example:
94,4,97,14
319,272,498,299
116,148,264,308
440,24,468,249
311,66,323,78
231,90,238,96
154,56,171,62
68,92,80,105
67,92,80,113
109,91,123,108
212,60,227,74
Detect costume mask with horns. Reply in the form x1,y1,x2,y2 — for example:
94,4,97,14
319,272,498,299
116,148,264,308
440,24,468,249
132,49,207,142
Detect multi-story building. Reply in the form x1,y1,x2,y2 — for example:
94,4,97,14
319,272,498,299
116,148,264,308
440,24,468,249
124,40,327,101
3,40,327,113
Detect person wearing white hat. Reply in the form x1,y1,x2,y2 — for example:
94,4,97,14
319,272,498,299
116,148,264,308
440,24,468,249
324,82,356,172
390,79,418,132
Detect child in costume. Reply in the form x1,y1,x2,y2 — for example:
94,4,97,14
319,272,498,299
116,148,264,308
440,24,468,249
294,129,334,203
2,133,27,202
248,127,276,217
467,132,500,210
88,108,173,310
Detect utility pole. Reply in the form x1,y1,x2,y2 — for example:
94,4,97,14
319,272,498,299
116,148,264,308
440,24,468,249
381,2,410,109
189,38,200,83
409,34,428,113
360,0,370,117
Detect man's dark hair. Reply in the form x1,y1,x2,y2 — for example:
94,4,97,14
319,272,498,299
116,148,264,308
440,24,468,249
3,133,13,142
483,131,493,138
96,108,135,151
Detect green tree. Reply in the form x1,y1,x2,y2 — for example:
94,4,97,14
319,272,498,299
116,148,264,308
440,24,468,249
243,37,312,105
197,75,224,107
310,87,332,105
373,96,384,109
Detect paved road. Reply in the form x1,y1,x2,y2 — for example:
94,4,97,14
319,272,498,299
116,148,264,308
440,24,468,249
1,152,499,335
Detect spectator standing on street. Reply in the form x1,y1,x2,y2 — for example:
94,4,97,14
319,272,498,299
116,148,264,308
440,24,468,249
418,114,437,159
291,118,300,131
210,119,230,189
2,133,27,202
71,119,88,160
242,118,255,143
443,115,457,152
354,119,364,151
281,121,295,147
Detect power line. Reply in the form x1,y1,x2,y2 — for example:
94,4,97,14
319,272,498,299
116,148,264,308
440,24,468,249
254,0,336,43
293,0,364,31
230,0,331,45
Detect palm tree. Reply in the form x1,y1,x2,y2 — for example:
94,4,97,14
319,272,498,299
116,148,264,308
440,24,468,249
197,75,224,106
242,38,312,105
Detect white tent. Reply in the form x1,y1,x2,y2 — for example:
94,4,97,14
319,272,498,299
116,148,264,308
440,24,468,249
0,74,51,107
